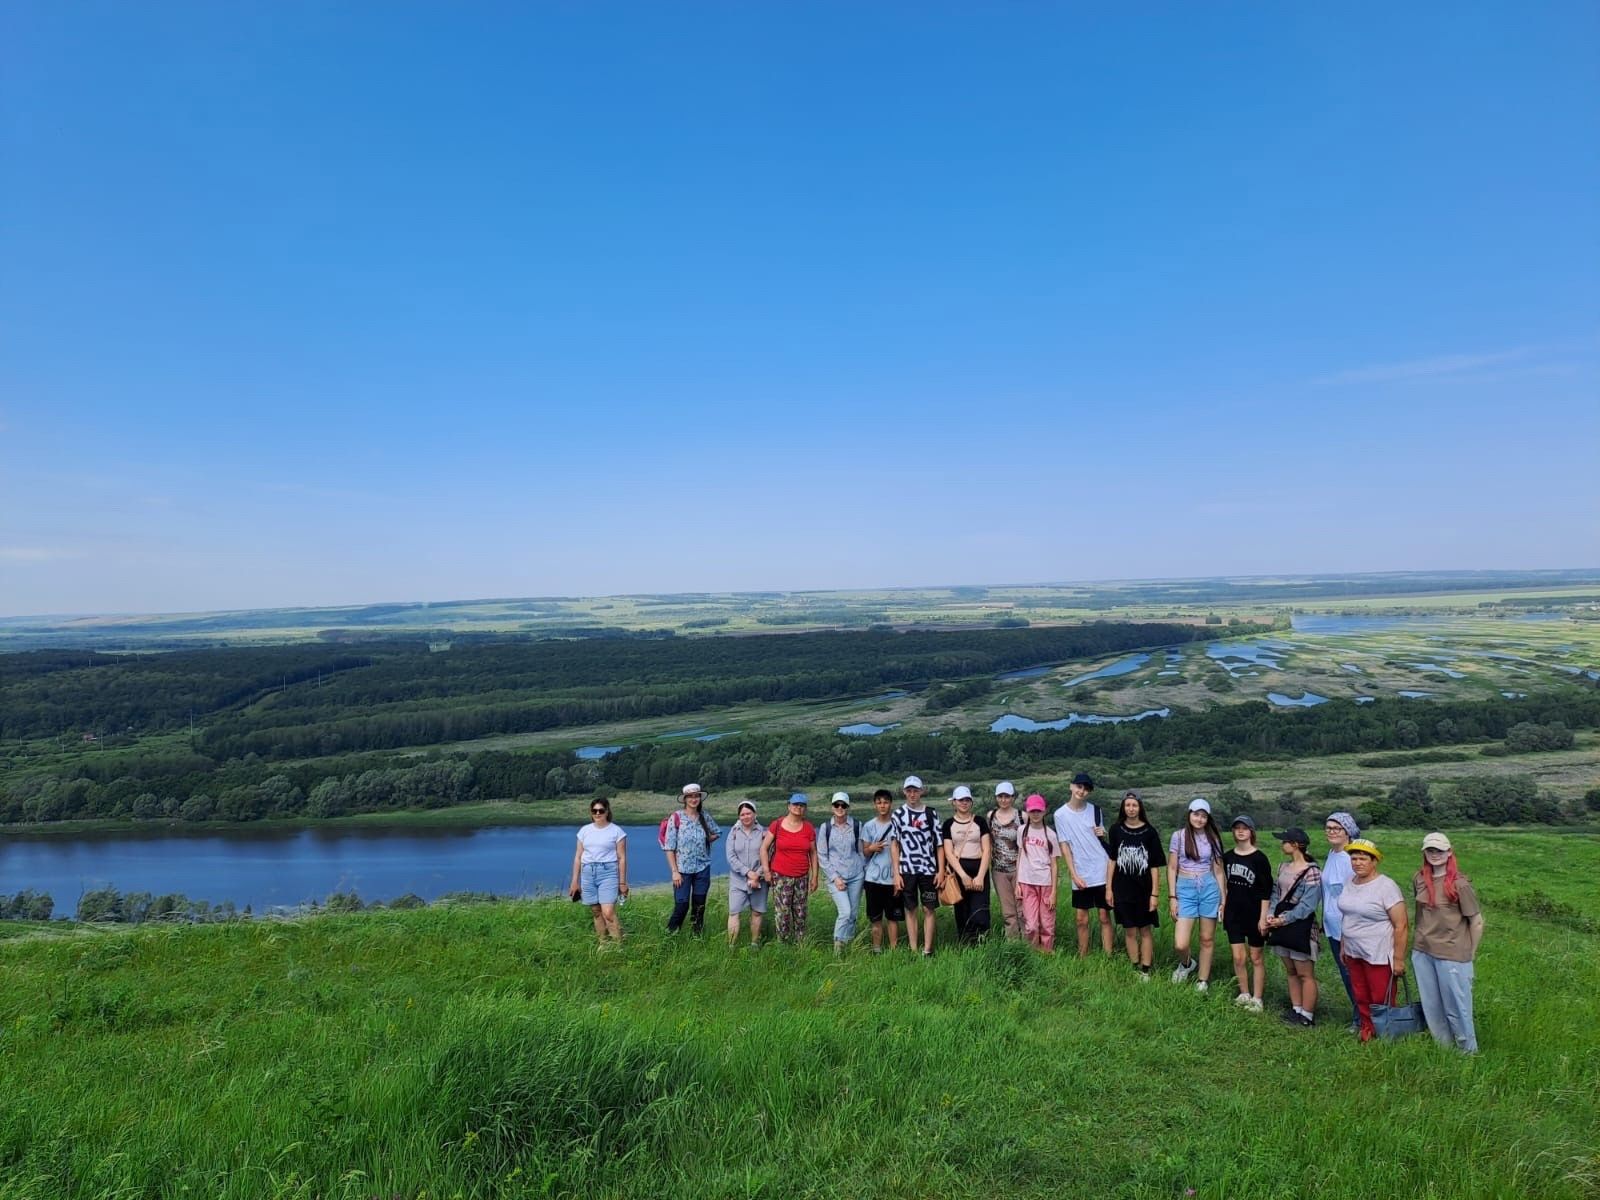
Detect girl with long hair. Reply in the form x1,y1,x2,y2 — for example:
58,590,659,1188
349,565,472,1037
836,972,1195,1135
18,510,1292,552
1168,798,1226,990
1105,791,1165,979
1411,832,1484,1053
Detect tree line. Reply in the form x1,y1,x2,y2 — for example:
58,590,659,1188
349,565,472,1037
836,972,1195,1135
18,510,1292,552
5,691,1596,826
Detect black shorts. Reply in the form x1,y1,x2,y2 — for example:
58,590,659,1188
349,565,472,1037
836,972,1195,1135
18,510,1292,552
901,872,940,910
1071,885,1111,911
1225,908,1264,947
864,880,904,922
1113,895,1159,929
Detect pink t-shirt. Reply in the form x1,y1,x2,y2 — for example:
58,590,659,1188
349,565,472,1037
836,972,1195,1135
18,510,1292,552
1016,825,1060,887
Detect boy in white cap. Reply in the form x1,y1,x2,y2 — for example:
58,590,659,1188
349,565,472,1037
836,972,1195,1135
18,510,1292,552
892,775,944,956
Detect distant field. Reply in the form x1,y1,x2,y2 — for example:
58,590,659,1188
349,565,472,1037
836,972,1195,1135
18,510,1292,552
5,570,1597,648
1,828,1595,1199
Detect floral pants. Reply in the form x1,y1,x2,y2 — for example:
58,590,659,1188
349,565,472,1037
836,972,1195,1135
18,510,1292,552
772,875,810,943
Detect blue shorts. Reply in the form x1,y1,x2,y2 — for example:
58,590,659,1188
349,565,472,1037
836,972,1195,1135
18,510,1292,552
580,861,620,905
1176,874,1221,920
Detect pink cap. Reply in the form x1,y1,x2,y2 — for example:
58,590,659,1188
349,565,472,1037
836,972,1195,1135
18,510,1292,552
1024,793,1047,812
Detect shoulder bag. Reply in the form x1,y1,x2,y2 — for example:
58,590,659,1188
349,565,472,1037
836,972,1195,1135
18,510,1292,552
1264,869,1316,955
1371,972,1429,1040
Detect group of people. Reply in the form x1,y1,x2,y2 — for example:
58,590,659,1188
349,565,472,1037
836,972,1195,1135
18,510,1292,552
570,773,1484,1052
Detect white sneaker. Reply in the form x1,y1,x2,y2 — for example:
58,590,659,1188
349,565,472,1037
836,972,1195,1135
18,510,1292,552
1247,996,1264,1013
1171,959,1198,983
1195,980,1209,993
1234,991,1252,1007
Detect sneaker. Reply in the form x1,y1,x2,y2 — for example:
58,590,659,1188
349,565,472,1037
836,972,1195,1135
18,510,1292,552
1280,1009,1313,1028
1234,992,1253,1007
1138,968,1152,983
1247,996,1264,1013
1171,959,1198,983
1195,980,1209,994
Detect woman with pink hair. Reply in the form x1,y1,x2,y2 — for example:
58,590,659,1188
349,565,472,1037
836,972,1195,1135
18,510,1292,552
1411,832,1484,1053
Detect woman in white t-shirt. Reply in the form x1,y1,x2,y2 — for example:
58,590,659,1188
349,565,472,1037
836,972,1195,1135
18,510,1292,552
569,798,629,945
1335,838,1408,1042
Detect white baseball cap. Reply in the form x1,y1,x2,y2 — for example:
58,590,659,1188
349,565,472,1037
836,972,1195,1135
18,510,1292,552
951,785,973,801
903,775,924,790
994,781,1016,796
830,791,852,807
1188,797,1211,814
681,782,703,796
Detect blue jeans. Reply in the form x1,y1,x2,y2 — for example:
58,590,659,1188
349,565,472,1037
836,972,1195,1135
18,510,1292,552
1412,951,1478,1053
668,867,711,933
1327,935,1358,1025
827,874,864,944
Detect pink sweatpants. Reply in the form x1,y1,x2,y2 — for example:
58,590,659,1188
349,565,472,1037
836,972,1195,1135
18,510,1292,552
1019,883,1056,951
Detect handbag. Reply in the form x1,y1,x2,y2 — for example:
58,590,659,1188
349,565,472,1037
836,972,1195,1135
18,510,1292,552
1371,972,1429,1040
1264,869,1315,954
938,871,965,905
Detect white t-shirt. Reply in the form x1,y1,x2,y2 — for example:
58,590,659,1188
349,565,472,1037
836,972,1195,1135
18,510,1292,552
1053,802,1110,888
1336,873,1405,964
577,822,627,864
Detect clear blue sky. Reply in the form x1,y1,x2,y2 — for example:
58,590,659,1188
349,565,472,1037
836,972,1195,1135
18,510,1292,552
3,2,1597,615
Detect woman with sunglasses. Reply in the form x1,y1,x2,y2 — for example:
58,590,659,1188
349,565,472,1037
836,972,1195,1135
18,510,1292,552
1411,832,1484,1053
1336,838,1408,1042
760,793,820,944
570,798,628,945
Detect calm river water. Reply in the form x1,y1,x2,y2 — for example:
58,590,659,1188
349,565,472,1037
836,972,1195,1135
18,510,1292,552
0,824,722,916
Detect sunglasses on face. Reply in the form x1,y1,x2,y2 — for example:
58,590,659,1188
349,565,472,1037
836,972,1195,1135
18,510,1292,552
591,808,607,815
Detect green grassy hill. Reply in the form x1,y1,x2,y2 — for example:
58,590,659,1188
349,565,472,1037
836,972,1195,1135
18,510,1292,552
3,830,1597,1199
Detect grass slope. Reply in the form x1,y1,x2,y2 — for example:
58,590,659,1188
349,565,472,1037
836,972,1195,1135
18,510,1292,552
2,831,1597,1200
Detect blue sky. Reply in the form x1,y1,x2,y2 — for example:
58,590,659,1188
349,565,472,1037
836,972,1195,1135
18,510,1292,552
3,2,1597,615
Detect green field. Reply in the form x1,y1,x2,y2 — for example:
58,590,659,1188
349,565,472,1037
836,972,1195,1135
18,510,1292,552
2,829,1597,1199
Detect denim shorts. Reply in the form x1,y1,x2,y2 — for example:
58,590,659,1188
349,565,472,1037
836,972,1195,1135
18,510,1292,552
1176,874,1221,919
580,860,620,905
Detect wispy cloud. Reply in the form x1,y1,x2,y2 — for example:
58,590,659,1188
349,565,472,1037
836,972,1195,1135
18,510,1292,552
1313,348,1531,387
0,546,84,563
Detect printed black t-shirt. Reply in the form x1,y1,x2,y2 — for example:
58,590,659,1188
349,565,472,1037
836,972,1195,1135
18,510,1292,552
1106,822,1166,901
1223,849,1273,926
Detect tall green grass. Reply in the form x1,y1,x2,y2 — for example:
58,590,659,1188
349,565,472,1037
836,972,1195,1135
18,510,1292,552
2,831,1597,1199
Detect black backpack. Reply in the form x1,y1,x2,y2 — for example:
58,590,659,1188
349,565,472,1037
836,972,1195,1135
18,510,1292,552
824,816,861,855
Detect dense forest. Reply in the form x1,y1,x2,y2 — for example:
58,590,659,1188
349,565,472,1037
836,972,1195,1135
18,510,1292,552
4,688,1595,827
0,621,1231,751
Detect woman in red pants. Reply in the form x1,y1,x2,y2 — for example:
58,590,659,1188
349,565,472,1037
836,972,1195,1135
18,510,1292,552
1335,838,1409,1041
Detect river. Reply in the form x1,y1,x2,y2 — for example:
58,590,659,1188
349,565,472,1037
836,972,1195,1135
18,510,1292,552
0,823,725,917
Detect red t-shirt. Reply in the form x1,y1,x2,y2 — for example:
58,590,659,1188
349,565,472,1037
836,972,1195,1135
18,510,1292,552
767,819,817,878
